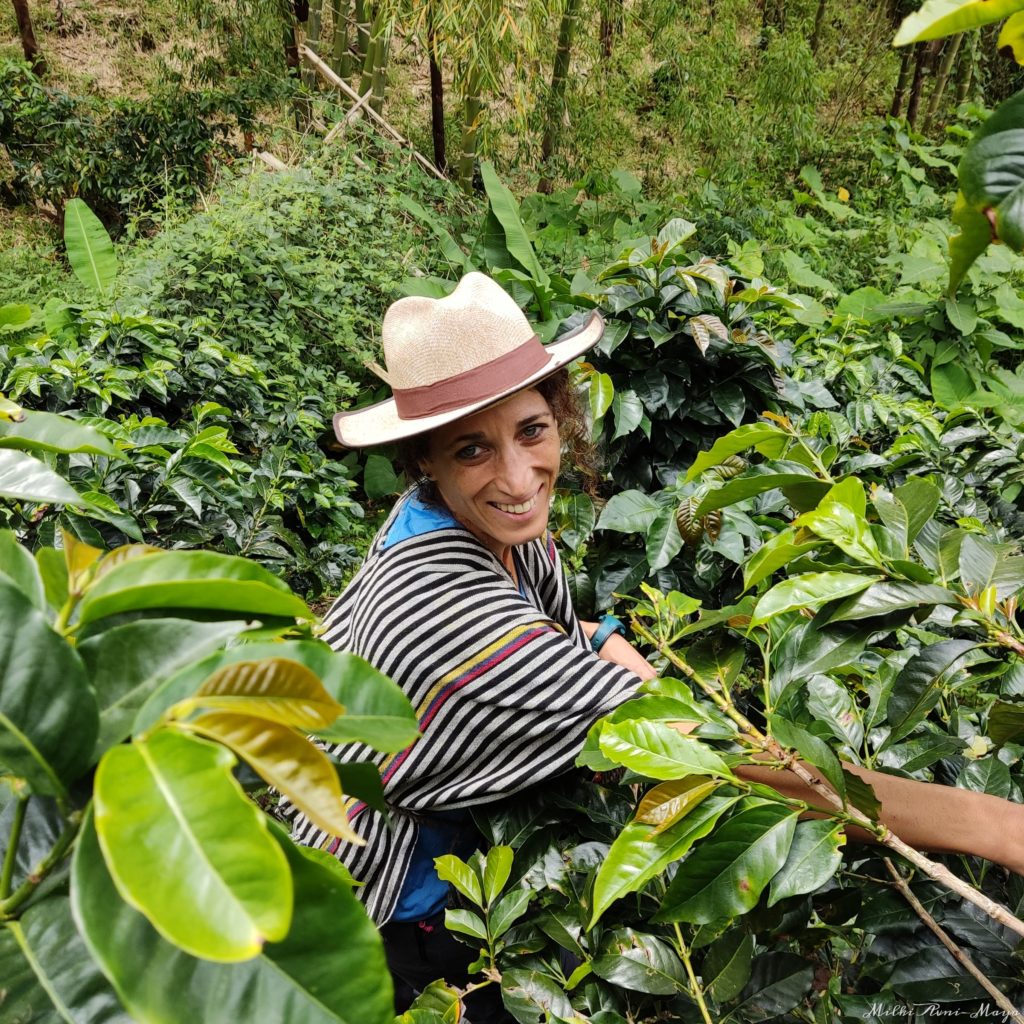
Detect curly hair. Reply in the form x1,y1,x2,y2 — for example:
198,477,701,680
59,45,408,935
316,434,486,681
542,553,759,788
395,369,599,506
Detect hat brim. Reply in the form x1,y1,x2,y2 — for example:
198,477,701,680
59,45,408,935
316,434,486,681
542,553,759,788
333,311,605,448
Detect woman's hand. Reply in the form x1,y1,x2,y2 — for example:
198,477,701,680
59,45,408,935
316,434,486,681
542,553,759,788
581,621,658,681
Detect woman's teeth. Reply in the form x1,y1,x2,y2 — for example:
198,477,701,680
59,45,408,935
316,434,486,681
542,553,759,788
493,498,536,514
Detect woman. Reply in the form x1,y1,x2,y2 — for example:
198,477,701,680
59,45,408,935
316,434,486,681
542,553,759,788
290,273,1024,1018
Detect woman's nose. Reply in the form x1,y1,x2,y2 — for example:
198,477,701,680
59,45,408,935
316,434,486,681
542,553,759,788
494,447,533,496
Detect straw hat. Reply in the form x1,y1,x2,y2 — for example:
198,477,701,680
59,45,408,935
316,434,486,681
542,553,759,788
333,272,604,448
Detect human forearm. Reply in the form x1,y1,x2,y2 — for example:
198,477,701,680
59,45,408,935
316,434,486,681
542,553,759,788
580,621,658,681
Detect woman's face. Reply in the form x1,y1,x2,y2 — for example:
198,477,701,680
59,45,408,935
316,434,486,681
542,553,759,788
420,388,561,563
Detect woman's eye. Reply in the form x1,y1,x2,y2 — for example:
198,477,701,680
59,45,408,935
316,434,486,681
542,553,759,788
456,444,483,460
521,424,546,440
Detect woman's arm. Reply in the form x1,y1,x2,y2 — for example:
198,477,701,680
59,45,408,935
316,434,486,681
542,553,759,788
580,620,659,681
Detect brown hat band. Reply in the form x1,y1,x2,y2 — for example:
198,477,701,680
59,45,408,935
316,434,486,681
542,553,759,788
392,335,551,419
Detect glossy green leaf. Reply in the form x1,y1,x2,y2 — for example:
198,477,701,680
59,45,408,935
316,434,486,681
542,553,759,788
0,893,132,1024
645,505,683,572
78,618,249,758
94,728,292,960
443,908,488,941
180,712,358,842
695,469,826,518
0,528,46,609
751,572,876,625
598,719,732,780
434,854,483,905
596,489,663,533
552,492,595,551
895,0,1024,44
592,929,686,995
959,534,1024,599
948,191,993,294
885,639,979,745
77,551,309,626
686,423,789,482
489,888,532,940
0,449,82,505
500,969,575,1024
0,578,97,796
998,9,1024,61
590,793,740,925
64,198,117,295
767,820,845,906
958,756,1012,797
482,845,513,906
895,478,940,543
771,621,874,698
363,453,401,499
743,527,820,591
703,930,754,1003
72,812,394,1024
825,581,958,624
589,371,615,421
172,657,344,730
611,389,644,441
732,952,814,1021
0,410,117,457
656,803,798,924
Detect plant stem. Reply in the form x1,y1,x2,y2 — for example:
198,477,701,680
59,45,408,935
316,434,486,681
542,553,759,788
0,795,29,900
632,619,1024,941
0,811,81,919
673,923,713,1024
883,859,1024,1023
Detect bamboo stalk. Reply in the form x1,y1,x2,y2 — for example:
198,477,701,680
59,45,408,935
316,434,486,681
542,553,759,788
925,33,964,127
300,45,447,179
539,0,580,194
428,5,446,173
303,0,324,88
331,0,350,78
883,859,1024,1022
458,73,483,193
12,0,46,75
633,620,1024,942
256,151,289,171
809,0,828,56
891,45,914,118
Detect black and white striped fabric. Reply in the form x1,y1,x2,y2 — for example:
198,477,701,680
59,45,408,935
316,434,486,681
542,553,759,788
289,490,641,924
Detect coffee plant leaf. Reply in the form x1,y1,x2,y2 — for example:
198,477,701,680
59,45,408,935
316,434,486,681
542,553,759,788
768,716,846,800
634,776,724,835
0,410,118,457
0,449,83,505
598,719,732,780
500,969,576,1024
702,929,755,1004
731,952,814,1021
751,572,877,625
94,729,292,960
0,529,46,610
591,929,686,995
767,820,845,906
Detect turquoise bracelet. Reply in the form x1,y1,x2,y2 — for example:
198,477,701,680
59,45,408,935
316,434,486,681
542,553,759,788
591,614,626,653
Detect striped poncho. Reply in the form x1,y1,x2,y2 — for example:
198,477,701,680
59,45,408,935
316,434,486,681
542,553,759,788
290,489,641,924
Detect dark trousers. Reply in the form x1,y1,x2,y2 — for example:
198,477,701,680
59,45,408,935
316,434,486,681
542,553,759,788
380,911,513,1024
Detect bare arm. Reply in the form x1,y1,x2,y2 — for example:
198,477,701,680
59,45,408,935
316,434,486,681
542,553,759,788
580,620,659,681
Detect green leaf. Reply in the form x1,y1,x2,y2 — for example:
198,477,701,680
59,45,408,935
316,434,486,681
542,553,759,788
592,929,686,995
794,501,883,566
645,505,683,572
896,478,940,543
751,572,876,625
78,618,249,759
767,820,845,906
334,761,387,814
479,162,548,287
0,893,132,1024
0,577,97,796
552,492,595,551
443,908,488,942
489,888,532,940
769,716,845,800
94,728,292,961
72,812,394,1024
656,803,798,924
0,410,117,457
0,449,82,505
998,10,1024,62
656,217,697,254
598,719,732,780
500,969,575,1024
703,930,754,1003
895,0,1024,45
931,361,974,408
64,198,117,296
958,534,1024,599
695,469,828,518
686,423,789,482
712,383,746,427
0,529,46,609
434,855,483,906
825,581,959,624
743,527,821,592
610,389,644,441
944,296,978,335
885,639,978,746
590,793,740,926
589,371,615,421
482,845,513,906
76,550,310,627
732,952,814,1022
596,489,663,533
363,453,401,499
987,700,1024,747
